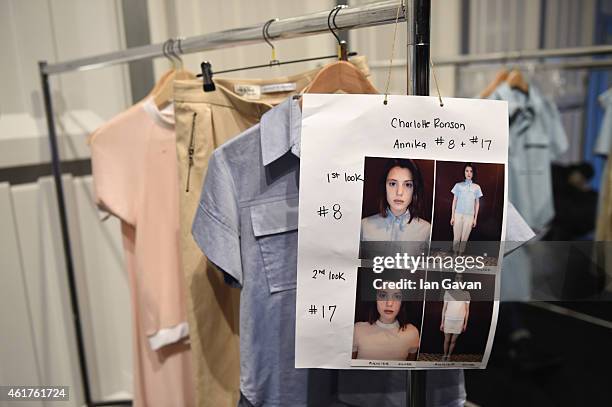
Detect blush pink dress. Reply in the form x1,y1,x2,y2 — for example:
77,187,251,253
90,99,195,406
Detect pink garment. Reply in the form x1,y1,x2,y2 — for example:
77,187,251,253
90,99,195,407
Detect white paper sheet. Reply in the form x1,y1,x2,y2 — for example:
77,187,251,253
296,94,509,369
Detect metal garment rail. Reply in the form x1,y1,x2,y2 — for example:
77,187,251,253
38,1,431,406
368,44,612,69
42,0,407,75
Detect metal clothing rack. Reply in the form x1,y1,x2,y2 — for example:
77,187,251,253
38,1,430,406
369,44,612,69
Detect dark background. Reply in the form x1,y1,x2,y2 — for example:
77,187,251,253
361,157,435,222
418,271,495,357
431,161,504,242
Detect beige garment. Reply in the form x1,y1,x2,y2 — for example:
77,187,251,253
452,213,473,253
174,57,371,407
352,321,419,360
596,159,612,241
595,158,612,291
90,100,195,406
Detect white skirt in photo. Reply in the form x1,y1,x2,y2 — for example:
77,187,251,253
443,317,464,334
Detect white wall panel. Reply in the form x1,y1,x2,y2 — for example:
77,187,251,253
468,0,540,54
11,178,83,407
0,0,130,122
48,0,131,121
0,1,26,115
0,183,44,407
69,176,132,401
0,110,103,169
0,0,55,117
3,175,131,405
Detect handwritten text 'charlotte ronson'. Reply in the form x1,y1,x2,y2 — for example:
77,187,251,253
390,118,467,131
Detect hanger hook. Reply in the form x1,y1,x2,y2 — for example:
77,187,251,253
168,38,178,69
169,38,179,62
172,37,184,69
327,5,344,46
176,36,185,55
328,5,348,60
162,39,171,62
263,18,279,65
332,5,345,32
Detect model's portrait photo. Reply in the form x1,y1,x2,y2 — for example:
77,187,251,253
431,161,505,262
417,272,495,363
351,268,425,363
359,157,434,259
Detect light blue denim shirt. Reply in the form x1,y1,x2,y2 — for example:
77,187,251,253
451,180,483,216
361,208,431,242
489,83,568,230
192,97,467,406
595,88,612,156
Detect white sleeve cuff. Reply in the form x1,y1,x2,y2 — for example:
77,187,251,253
148,322,190,351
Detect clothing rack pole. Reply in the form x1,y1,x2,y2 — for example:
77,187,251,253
435,44,612,66
408,0,430,406
369,44,612,69
41,0,407,75
458,58,612,72
36,2,412,406
38,62,94,407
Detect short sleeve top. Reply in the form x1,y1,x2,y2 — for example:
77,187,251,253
595,88,612,156
443,290,471,319
90,99,188,349
451,180,483,215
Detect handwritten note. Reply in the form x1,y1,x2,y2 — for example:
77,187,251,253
295,94,508,369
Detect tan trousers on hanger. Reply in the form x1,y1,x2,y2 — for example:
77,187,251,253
173,57,371,406
453,213,473,254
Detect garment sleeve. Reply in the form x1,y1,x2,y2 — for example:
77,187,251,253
489,83,520,119
489,83,533,135
595,89,612,156
543,97,568,159
475,185,483,199
451,183,459,196
89,116,147,226
192,150,243,287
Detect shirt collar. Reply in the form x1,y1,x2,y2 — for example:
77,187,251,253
385,207,411,230
376,320,399,330
143,98,175,129
464,179,473,185
260,96,302,166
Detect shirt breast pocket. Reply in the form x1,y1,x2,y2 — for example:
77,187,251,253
250,197,299,294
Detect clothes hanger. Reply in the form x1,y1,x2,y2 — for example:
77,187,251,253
507,65,529,94
172,37,193,81
196,13,359,92
153,38,195,108
197,18,282,92
303,5,378,95
148,68,174,97
263,18,280,67
479,68,509,98
146,41,175,100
